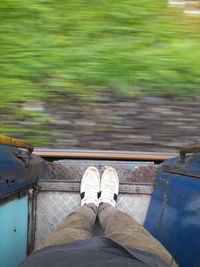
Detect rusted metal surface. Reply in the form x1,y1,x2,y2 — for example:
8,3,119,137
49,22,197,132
0,135,34,155
34,148,177,161
41,159,159,183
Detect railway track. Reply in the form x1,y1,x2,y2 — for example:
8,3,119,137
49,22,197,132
34,148,178,162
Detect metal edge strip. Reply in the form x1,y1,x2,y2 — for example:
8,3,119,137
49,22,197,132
34,148,177,161
37,181,153,195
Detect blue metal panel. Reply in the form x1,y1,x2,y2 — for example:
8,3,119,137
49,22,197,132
144,173,200,267
0,145,22,169
162,152,200,177
0,145,44,198
0,196,28,267
0,177,36,199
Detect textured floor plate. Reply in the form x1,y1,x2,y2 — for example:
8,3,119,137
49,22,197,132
35,190,152,246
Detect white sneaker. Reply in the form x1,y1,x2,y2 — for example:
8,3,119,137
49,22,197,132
80,166,100,207
99,167,119,207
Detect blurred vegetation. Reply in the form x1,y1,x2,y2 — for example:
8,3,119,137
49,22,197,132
0,0,200,144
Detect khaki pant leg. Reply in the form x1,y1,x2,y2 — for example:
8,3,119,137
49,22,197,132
36,204,97,250
99,203,177,267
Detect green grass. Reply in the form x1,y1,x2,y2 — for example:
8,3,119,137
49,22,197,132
1,0,200,144
1,0,200,104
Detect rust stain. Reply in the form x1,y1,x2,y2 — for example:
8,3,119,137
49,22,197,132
0,135,34,155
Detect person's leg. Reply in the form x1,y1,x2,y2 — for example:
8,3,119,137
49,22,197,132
36,203,97,250
98,167,177,267
99,203,177,266
36,166,100,250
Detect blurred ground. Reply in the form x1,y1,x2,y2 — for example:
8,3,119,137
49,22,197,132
1,0,200,152
11,94,200,152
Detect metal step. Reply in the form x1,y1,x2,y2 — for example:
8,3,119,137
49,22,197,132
35,160,156,247
35,189,152,246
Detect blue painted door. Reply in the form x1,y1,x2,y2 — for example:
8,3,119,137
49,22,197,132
144,173,200,267
0,196,28,267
